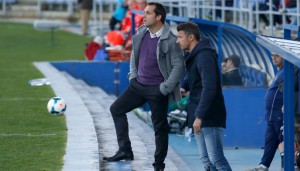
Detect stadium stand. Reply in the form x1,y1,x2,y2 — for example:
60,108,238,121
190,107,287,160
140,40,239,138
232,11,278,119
0,0,16,4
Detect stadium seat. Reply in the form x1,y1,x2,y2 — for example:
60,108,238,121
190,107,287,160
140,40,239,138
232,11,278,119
239,65,268,87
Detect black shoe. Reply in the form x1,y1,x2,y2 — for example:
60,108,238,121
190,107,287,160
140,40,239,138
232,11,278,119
153,163,165,171
103,150,134,162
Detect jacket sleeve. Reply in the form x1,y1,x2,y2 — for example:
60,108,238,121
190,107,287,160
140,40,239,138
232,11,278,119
194,51,218,119
159,39,185,95
128,49,137,80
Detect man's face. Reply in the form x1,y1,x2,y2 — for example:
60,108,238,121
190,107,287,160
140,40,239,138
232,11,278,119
226,59,233,69
222,62,227,73
272,53,283,68
176,31,190,51
127,0,136,10
137,0,147,10
143,5,160,27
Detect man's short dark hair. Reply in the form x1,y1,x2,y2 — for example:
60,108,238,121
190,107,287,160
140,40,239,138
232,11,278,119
228,55,241,67
148,2,166,23
222,58,228,63
176,22,201,41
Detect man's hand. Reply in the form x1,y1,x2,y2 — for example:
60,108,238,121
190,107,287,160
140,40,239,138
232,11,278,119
193,117,202,133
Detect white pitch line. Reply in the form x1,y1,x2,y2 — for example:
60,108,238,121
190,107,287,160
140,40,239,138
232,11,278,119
0,98,49,101
0,133,57,137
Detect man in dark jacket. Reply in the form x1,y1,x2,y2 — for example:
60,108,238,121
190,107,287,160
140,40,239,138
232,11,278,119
176,22,232,171
222,54,243,86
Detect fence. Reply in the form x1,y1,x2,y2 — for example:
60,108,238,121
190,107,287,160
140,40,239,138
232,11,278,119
1,0,300,36
155,0,300,36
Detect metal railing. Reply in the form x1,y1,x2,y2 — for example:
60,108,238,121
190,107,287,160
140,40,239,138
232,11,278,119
151,0,300,36
1,0,114,18
1,0,300,36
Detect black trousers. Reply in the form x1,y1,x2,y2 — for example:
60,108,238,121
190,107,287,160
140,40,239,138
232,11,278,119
110,78,169,166
109,16,121,31
260,120,283,167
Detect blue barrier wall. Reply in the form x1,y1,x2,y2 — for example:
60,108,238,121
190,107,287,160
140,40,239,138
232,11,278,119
223,88,266,148
51,61,129,95
51,61,267,148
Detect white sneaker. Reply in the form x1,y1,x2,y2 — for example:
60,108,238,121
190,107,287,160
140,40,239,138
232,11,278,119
245,165,268,171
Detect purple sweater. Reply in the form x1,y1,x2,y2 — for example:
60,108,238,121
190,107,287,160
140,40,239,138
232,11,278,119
137,31,164,85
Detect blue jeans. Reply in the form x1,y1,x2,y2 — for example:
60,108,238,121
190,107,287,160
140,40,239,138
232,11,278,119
194,127,232,171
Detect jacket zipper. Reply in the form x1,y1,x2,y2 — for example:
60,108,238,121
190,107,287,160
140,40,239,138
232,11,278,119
269,87,280,121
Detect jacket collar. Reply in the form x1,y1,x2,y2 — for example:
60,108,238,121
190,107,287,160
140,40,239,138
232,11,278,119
133,23,170,57
136,23,170,40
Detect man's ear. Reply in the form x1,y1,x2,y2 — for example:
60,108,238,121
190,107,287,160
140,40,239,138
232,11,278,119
156,15,162,21
188,34,194,41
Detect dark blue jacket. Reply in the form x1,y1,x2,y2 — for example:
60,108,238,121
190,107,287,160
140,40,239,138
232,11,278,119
265,68,284,121
185,38,226,128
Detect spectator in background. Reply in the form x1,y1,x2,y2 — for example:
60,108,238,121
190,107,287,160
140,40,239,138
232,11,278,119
104,0,145,49
109,0,128,31
280,0,297,25
221,58,229,74
252,0,282,29
215,0,234,21
78,0,93,36
246,53,284,171
123,0,148,49
222,55,243,86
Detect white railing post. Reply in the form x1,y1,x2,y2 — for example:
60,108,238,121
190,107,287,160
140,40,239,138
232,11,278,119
269,0,274,35
2,0,7,16
178,0,183,17
37,0,42,18
282,0,286,29
195,0,199,18
187,0,193,18
233,0,237,25
98,0,104,36
255,0,259,33
249,0,253,32
221,0,225,22
212,0,216,21
67,0,74,17
92,0,98,27
169,1,173,15
296,0,300,26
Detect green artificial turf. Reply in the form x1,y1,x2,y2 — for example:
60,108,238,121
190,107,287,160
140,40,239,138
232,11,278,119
0,22,89,170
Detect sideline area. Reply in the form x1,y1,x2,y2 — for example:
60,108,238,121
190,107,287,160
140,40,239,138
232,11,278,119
34,62,283,171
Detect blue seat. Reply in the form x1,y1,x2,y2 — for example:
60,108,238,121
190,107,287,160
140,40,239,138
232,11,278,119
239,65,268,87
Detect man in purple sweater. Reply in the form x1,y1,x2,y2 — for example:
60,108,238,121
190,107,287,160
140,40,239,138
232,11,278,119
103,2,184,171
